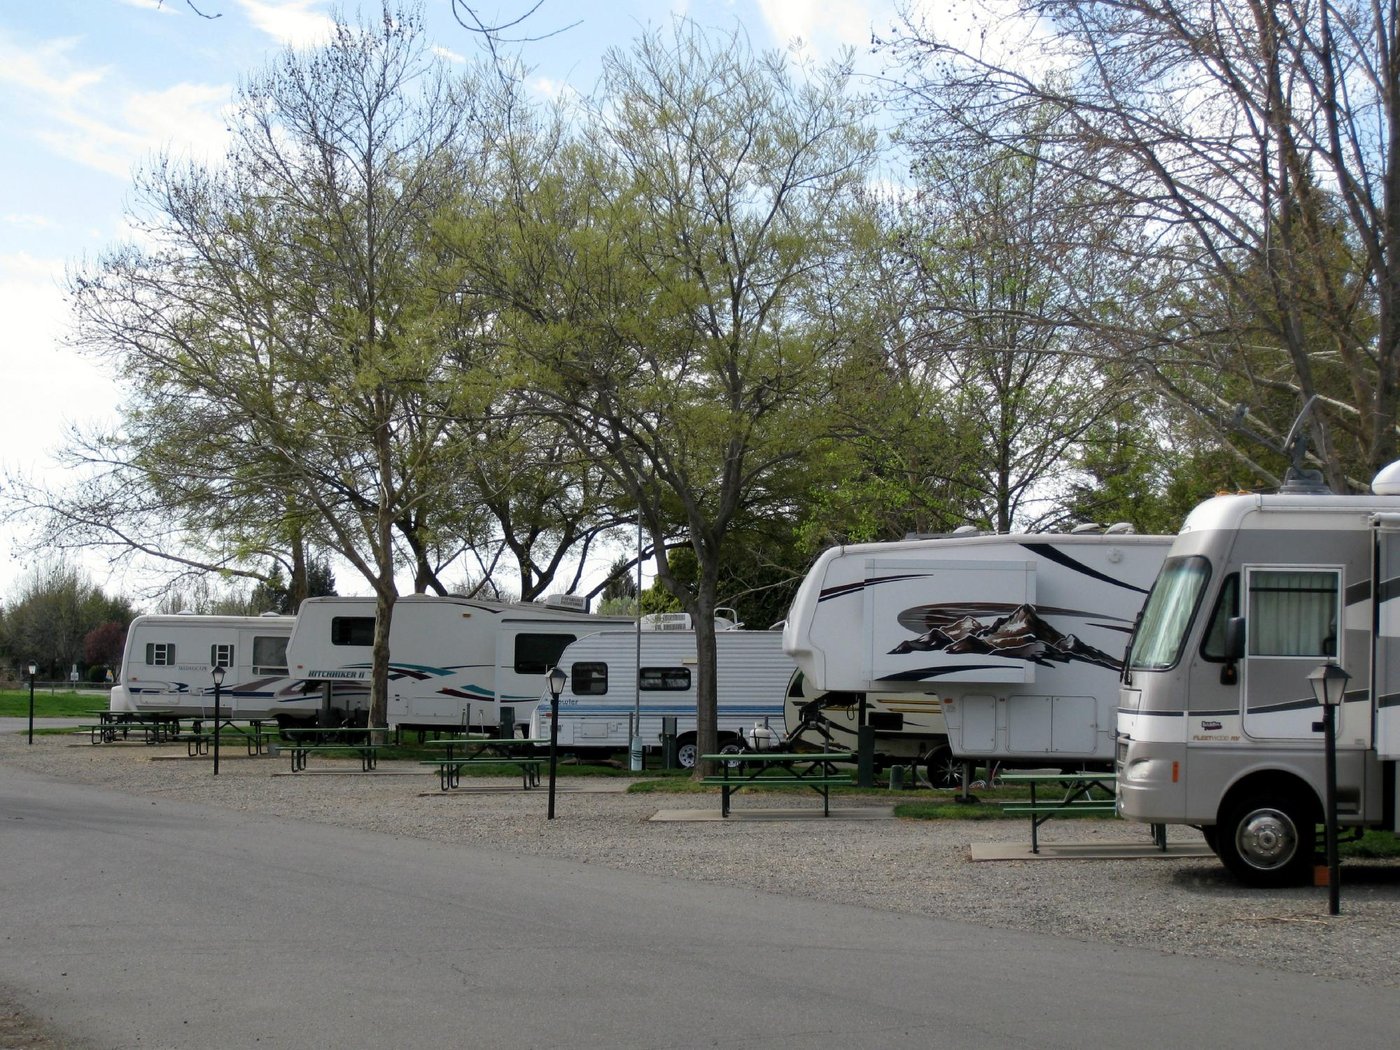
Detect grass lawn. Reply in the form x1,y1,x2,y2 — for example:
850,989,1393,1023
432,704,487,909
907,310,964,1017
0,688,105,718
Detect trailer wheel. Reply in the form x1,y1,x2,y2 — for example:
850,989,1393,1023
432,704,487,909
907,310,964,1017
717,738,746,769
676,737,699,769
921,744,960,789
1216,792,1317,888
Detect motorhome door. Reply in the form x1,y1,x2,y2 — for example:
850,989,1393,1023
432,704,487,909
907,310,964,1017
1240,564,1343,740
1372,515,1400,760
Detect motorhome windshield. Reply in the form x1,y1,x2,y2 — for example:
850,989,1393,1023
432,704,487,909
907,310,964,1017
1128,556,1211,671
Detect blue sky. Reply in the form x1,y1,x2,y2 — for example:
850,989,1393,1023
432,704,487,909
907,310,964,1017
0,0,929,601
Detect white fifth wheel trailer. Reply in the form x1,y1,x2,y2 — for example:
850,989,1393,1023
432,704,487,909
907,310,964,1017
1117,462,1400,886
109,612,304,720
283,594,632,731
526,626,797,768
783,529,1172,785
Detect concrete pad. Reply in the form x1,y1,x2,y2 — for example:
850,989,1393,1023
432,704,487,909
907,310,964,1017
650,806,896,822
971,840,1216,861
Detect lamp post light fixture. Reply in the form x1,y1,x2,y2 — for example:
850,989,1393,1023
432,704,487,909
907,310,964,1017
1308,660,1350,916
27,662,37,745
545,665,568,820
211,664,226,777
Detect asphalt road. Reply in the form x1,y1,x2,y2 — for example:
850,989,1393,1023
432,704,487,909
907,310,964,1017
1,762,1397,1049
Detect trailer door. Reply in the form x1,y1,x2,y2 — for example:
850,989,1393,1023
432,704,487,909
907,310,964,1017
1373,515,1400,760
1240,565,1343,741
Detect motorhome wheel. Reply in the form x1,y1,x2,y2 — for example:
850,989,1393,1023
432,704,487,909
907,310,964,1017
1217,792,1317,888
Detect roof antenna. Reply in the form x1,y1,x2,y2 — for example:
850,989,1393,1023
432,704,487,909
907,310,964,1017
1279,395,1330,494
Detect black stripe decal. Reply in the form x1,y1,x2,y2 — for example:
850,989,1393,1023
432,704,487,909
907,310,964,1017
1023,542,1150,594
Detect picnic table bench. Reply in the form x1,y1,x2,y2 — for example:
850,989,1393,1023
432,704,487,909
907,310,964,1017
77,713,181,745
420,736,548,790
279,727,386,772
996,772,1166,853
699,751,855,817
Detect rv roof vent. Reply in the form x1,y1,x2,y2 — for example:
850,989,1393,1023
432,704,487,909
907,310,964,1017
176,609,196,615
1070,522,1103,534
543,594,589,613
1104,522,1137,534
952,525,980,536
259,610,282,617
641,612,693,631
1373,460,1400,496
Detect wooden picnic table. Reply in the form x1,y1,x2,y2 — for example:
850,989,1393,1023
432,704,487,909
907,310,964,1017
699,751,856,817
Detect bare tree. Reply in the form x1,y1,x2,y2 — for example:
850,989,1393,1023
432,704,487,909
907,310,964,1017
884,0,1398,490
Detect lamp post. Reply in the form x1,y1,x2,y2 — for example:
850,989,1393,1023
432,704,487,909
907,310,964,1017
1308,661,1350,916
545,665,567,820
27,662,37,745
211,665,226,777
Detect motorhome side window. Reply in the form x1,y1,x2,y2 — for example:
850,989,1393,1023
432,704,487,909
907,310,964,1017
210,644,234,669
571,662,607,695
514,633,577,675
1200,574,1240,661
146,642,175,665
1246,569,1341,657
639,667,690,690
252,635,289,675
331,617,375,646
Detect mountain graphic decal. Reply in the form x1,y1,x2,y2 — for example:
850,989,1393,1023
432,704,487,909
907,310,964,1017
889,603,1123,671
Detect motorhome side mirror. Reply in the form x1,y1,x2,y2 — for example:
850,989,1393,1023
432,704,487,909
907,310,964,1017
1224,617,1246,661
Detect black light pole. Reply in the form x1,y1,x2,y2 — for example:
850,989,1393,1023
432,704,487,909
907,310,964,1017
26,662,37,745
211,665,226,777
1309,661,1350,916
545,665,567,820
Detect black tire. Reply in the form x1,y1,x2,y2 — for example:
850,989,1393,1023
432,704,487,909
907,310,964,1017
922,744,960,789
717,739,746,769
1216,792,1317,888
1199,825,1220,855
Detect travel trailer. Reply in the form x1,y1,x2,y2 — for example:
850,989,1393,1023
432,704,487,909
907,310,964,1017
527,626,796,767
109,612,304,720
1117,462,1400,886
783,529,1172,786
283,594,632,731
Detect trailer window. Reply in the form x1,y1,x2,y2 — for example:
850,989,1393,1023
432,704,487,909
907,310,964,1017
639,667,690,691
571,662,607,695
1128,556,1210,671
1246,569,1340,657
252,635,288,675
514,633,578,675
146,642,175,666
331,617,375,646
1200,574,1240,661
210,644,234,670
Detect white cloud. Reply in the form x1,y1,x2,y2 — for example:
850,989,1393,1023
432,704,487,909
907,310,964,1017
235,0,336,49
755,0,880,62
2,214,59,232
0,28,233,180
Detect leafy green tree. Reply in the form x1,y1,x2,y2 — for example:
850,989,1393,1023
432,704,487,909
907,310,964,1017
473,20,879,772
1,564,135,680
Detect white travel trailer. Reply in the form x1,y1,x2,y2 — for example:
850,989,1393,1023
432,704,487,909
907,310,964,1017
109,612,303,720
283,594,632,731
783,529,1172,785
1117,463,1400,886
527,626,797,768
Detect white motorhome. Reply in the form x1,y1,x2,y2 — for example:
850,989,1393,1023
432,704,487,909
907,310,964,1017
527,626,796,768
783,529,1172,785
110,612,303,720
284,594,632,731
1117,463,1400,886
